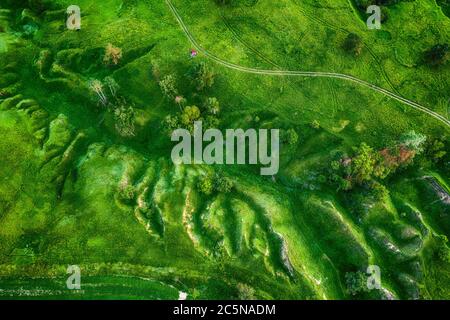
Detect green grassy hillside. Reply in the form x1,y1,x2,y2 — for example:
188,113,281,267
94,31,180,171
0,0,449,299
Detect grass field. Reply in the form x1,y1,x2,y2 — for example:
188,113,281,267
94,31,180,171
0,0,449,300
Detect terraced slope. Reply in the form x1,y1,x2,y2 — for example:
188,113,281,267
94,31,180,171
0,0,449,299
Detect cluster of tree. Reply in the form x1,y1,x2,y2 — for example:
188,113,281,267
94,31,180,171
164,98,221,133
88,76,136,137
159,62,215,97
198,172,234,195
329,131,427,191
159,61,220,133
345,271,370,296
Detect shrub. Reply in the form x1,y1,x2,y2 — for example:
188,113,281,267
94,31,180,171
343,33,363,57
236,283,256,300
119,183,135,202
424,44,449,67
310,120,320,129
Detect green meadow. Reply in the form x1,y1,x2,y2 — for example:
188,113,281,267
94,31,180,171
0,0,449,299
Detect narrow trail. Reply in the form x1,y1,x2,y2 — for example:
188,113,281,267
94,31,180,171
165,0,450,128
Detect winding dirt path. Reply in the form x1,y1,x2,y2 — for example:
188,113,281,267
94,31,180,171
165,0,450,128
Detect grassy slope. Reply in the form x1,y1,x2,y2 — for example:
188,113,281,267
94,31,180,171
0,0,449,299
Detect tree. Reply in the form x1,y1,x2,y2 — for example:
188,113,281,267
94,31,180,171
373,159,390,179
159,74,178,99
203,115,220,129
175,96,187,111
204,97,220,115
283,128,299,146
190,62,215,91
331,160,341,171
104,43,123,65
317,174,327,184
181,105,201,130
103,76,120,98
164,114,181,133
354,0,373,9
371,181,389,201
424,44,449,67
352,143,377,183
425,137,447,164
343,33,363,57
197,172,234,195
399,130,427,154
339,178,352,191
88,79,108,106
198,175,214,195
331,174,352,191
380,6,389,23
